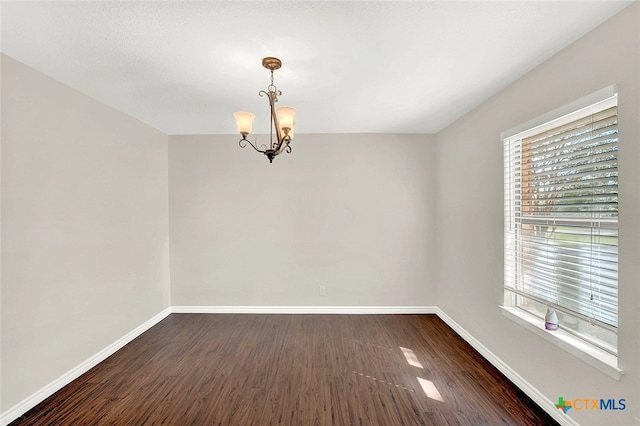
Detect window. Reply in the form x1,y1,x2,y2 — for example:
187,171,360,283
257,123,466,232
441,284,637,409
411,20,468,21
503,90,618,357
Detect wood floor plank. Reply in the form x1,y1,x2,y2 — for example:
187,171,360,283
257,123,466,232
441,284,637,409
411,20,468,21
10,314,558,425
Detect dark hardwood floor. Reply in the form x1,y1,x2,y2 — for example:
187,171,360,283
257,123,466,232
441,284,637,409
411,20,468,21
11,314,558,425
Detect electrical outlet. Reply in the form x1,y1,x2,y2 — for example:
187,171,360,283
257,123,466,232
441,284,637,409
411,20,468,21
319,285,327,296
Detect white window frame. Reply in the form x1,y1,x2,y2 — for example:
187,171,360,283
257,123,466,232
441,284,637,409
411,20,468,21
501,85,623,380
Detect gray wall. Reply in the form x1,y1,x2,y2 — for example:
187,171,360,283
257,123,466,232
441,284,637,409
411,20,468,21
169,133,437,307
1,54,171,410
435,4,640,425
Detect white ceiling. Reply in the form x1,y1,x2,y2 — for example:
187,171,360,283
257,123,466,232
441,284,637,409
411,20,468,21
1,1,632,135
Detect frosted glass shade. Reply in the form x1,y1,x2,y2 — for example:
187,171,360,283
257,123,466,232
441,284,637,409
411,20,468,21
275,106,296,136
233,111,256,135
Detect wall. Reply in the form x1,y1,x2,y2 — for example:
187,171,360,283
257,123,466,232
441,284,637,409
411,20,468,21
169,133,436,307
1,55,171,411
435,4,640,426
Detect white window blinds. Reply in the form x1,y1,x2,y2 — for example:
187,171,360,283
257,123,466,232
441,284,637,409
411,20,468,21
504,99,618,333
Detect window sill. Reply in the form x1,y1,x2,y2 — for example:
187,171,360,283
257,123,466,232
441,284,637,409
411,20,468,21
500,306,624,381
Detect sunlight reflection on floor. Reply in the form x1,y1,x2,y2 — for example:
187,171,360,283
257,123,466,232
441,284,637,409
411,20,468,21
400,346,424,369
417,377,444,402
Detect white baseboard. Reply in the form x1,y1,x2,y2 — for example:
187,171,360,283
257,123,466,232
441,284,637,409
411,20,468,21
434,307,579,426
1,305,567,426
0,307,172,426
171,305,437,314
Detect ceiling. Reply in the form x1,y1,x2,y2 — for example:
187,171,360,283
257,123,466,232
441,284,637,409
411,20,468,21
1,1,632,135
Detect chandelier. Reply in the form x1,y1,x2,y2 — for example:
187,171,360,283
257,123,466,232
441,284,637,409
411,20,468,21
233,57,297,163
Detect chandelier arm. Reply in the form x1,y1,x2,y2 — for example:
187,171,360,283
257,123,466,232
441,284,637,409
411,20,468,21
239,137,266,154
276,137,291,155
268,91,283,149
